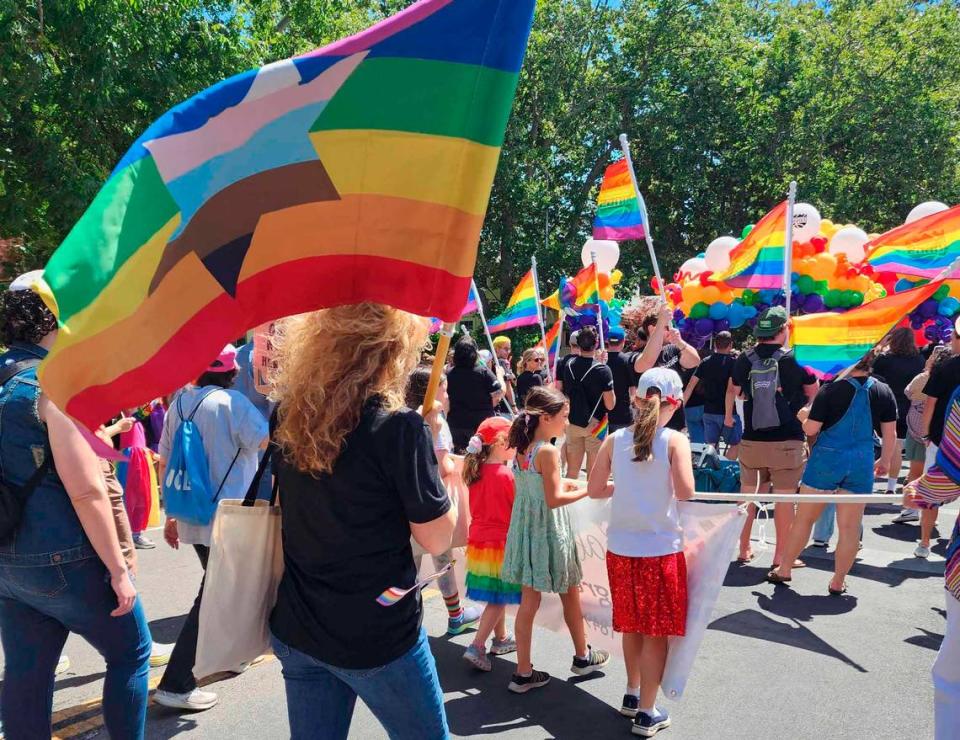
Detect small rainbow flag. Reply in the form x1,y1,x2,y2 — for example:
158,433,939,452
487,269,540,332
792,279,944,378
593,160,646,241
571,263,600,306
536,318,563,372
376,561,454,607
427,282,481,333
712,200,787,289
866,204,960,279
591,415,609,440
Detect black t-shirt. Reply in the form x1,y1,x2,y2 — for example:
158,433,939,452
657,343,700,430
446,364,501,434
556,353,578,388
607,350,640,426
270,400,450,669
563,355,614,427
872,353,925,421
515,370,545,407
731,343,817,442
923,355,960,446
694,352,737,415
809,376,898,435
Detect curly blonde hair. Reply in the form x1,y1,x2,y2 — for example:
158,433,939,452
271,303,430,475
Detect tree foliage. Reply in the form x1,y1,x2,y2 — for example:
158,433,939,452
2,0,959,316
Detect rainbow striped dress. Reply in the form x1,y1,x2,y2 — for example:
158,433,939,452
465,463,522,605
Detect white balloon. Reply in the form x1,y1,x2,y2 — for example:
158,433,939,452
703,236,739,273
905,201,949,225
792,203,822,243
581,239,620,273
828,226,869,263
679,257,707,278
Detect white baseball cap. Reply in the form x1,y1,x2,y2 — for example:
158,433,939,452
637,367,683,404
8,271,43,292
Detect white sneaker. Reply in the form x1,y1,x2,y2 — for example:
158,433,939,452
893,509,920,524
914,544,931,559
149,642,174,668
153,688,219,712
55,654,71,676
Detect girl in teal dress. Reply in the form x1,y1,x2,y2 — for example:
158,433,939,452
501,386,611,694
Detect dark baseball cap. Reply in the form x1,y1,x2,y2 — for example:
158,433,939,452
754,306,788,339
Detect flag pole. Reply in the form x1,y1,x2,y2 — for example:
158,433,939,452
471,278,499,360
552,318,563,383
423,323,454,414
783,181,798,345
591,251,606,351
530,256,550,377
619,133,668,306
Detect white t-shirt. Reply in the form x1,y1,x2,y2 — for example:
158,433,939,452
607,426,683,557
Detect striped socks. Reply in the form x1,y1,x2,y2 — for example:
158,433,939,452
445,593,463,621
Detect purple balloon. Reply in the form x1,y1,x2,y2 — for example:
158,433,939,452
919,299,939,319
911,316,925,330
561,282,577,307
694,318,715,336
713,318,730,332
941,326,954,342
924,324,939,341
803,294,825,313
673,309,686,323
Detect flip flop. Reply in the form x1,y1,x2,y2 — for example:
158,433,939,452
736,553,755,563
828,583,847,596
773,559,806,569
766,569,792,584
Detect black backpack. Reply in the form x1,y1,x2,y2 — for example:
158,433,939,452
0,358,53,544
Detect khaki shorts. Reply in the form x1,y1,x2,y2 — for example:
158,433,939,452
738,439,807,492
566,423,602,462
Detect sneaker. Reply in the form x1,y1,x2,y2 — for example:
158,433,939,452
620,694,640,718
490,634,517,656
508,669,550,694
55,654,71,676
133,533,156,550
571,645,610,676
915,543,931,559
447,604,481,635
811,540,828,548
893,510,919,524
463,644,492,672
632,708,671,737
153,688,219,712
149,642,174,668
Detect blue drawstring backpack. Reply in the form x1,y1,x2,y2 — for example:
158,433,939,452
162,389,239,526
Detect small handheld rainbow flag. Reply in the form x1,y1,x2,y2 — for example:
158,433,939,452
866,204,960,279
487,269,540,332
536,318,563,374
591,415,609,440
376,561,455,607
593,159,647,241
792,279,944,379
712,200,788,289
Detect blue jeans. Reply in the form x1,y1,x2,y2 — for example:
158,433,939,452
812,504,864,543
271,628,448,740
0,557,152,739
685,405,706,444
703,413,743,446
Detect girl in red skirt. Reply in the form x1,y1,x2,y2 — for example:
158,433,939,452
588,367,695,738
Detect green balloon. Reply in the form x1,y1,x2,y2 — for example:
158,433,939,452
935,284,950,301
796,275,815,295
825,289,843,308
841,290,856,307
690,301,710,319
741,224,755,239
849,290,864,306
741,290,756,306
815,280,829,294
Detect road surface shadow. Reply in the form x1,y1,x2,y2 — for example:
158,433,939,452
800,556,943,586
708,608,867,673
905,628,943,652
430,636,625,739
149,615,188,644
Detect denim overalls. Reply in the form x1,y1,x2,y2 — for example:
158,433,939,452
802,377,876,495
0,342,151,739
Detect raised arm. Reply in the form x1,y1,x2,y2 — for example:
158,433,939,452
634,304,672,374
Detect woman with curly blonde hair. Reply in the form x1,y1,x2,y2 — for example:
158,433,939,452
267,303,455,740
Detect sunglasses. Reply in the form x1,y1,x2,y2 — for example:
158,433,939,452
532,357,545,363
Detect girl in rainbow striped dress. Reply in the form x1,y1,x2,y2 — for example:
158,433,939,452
461,417,521,671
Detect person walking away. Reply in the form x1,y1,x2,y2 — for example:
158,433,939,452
726,307,819,565
515,348,548,408
605,306,672,435
405,368,481,634
639,313,700,433
268,305,455,739
874,327,925,496
554,330,581,391
447,336,504,452
685,331,741,458
0,272,150,739
557,327,615,480
767,351,897,594
494,336,518,414
588,368,694,737
461,417,520,670
501,387,610,693
154,345,269,711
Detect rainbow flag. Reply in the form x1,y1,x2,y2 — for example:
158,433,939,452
866,204,960,278
591,415,609,440
35,0,535,429
593,160,646,241
536,318,563,372
427,282,480,333
712,200,787,289
792,279,944,379
487,269,540,332
571,263,600,306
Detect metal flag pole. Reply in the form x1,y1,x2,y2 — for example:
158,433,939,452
531,256,550,362
783,180,798,346
591,251,605,351
619,133,668,306
471,278,499,360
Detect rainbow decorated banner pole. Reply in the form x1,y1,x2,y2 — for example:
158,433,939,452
377,560,455,607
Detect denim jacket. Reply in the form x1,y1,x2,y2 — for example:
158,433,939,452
0,342,95,565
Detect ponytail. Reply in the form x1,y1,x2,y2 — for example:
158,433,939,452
463,443,492,486
631,396,661,462
509,386,568,456
508,410,540,456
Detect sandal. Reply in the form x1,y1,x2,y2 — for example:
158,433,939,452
772,559,806,569
736,552,755,564
828,583,847,596
766,569,792,584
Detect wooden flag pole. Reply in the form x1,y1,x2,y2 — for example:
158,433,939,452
619,133,668,306
423,322,455,415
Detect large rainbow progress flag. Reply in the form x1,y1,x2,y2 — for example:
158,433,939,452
593,160,646,241
712,200,787,289
866,204,960,279
792,280,944,379
36,0,535,429
487,269,539,333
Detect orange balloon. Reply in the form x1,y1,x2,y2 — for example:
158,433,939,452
701,285,722,304
682,280,703,305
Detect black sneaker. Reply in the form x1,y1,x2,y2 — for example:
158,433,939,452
632,708,671,737
507,669,551,694
571,645,611,676
620,694,640,717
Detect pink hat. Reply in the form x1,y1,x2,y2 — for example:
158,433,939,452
207,344,238,373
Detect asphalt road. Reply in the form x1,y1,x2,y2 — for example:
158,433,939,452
4,497,953,740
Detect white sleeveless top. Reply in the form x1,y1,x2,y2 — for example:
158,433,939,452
607,426,683,557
